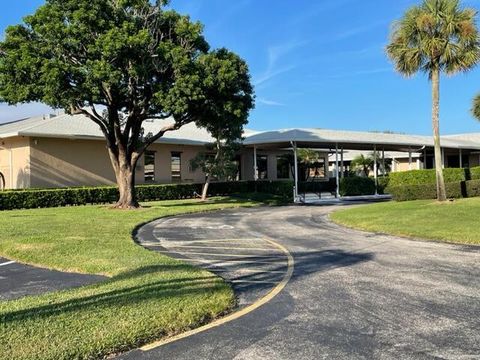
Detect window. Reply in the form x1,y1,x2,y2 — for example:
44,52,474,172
171,152,182,182
276,156,290,179
256,155,268,180
308,157,327,179
144,151,155,183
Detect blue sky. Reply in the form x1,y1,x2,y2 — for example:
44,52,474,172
1,0,480,135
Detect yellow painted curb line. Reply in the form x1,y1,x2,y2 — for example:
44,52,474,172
140,237,294,351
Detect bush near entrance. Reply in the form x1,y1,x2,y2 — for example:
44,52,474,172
386,167,480,201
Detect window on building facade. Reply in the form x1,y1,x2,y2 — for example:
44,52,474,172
257,155,268,179
144,151,155,183
276,155,290,179
171,152,182,182
308,157,328,179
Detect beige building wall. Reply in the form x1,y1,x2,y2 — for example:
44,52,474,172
28,138,209,188
145,143,207,184
29,137,116,188
0,137,31,189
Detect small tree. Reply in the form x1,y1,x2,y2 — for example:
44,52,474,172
351,152,392,177
387,0,480,202
190,140,240,201
0,0,253,208
351,154,374,177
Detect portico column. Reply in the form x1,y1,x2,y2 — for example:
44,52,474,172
340,146,345,179
382,148,385,176
374,145,378,195
408,147,412,170
442,148,445,169
459,149,463,168
292,141,299,202
253,145,258,181
335,143,340,198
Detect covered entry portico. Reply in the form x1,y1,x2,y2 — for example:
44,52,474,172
243,128,480,203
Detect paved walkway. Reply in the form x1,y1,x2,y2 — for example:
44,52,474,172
121,206,480,360
0,257,105,300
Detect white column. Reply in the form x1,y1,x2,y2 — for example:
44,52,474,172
292,142,299,201
382,148,385,176
459,149,463,168
340,147,344,179
408,147,412,170
335,143,340,198
374,145,378,195
392,157,396,172
442,148,445,169
253,145,258,181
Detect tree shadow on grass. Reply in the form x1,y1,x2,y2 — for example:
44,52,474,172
0,264,228,324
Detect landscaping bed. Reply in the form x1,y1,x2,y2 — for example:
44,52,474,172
330,197,480,245
0,197,261,360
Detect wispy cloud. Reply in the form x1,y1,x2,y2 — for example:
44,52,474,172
253,40,308,87
328,67,392,79
334,20,388,41
257,98,286,107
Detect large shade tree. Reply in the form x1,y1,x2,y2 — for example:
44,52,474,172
386,0,480,201
0,0,254,208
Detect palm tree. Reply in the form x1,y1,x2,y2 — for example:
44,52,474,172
386,0,480,201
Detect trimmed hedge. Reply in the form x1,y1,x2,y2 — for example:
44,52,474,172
0,181,293,211
387,182,465,202
388,168,467,187
339,176,376,196
470,167,480,180
466,179,480,198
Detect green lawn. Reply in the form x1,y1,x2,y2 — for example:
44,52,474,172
0,197,260,360
330,197,480,245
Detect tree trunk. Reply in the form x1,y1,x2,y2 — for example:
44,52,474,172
108,148,140,209
201,177,211,201
431,68,447,202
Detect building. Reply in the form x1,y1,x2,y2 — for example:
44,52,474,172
0,113,479,193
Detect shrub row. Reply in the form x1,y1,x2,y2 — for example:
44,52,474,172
388,179,480,201
388,168,468,187
337,176,389,197
0,180,294,211
470,166,480,180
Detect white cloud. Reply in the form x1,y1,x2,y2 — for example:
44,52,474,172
257,98,286,107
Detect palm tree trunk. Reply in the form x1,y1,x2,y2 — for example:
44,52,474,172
432,68,447,202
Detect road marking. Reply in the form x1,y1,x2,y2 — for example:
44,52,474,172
170,245,277,251
150,237,262,244
230,279,280,284
187,258,288,265
140,237,294,351
153,250,286,259
0,261,15,267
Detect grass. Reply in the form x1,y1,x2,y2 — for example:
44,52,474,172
0,197,262,360
330,197,480,245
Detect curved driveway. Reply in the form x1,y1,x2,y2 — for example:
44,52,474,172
121,205,480,360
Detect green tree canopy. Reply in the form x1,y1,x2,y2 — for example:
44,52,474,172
0,0,254,208
386,0,480,201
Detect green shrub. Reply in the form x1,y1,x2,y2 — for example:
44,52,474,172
339,176,376,196
388,181,465,201
253,180,293,201
298,179,336,194
466,179,480,198
377,176,389,194
0,181,293,210
469,167,480,180
388,168,467,187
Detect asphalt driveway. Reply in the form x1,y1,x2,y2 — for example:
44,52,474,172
121,205,480,360
0,257,105,301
